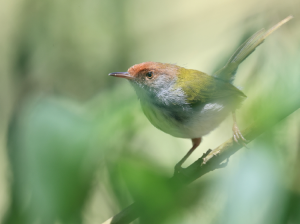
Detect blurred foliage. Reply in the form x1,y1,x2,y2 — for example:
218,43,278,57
0,0,300,224
5,97,97,224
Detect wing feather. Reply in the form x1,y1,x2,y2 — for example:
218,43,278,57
175,69,246,106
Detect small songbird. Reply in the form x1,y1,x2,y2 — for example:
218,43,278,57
109,16,292,170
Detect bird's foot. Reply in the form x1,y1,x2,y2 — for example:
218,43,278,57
232,123,248,147
202,150,220,165
173,138,202,176
201,149,212,165
213,150,221,156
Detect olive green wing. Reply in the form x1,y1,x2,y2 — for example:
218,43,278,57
175,69,246,105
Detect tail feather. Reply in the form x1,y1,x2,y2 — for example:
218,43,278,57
213,15,293,82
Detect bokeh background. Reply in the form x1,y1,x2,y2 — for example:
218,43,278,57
0,0,299,224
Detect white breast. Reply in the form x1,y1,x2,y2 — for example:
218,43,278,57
141,98,241,139
131,76,243,139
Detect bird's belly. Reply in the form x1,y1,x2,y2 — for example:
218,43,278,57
141,99,241,139
184,102,233,138
141,102,188,138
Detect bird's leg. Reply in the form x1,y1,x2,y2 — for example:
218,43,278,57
175,138,202,173
232,111,246,143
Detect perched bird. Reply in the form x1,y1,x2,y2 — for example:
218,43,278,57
109,16,292,170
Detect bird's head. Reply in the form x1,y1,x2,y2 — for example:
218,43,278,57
109,62,181,101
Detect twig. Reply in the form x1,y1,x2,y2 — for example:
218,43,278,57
103,96,300,224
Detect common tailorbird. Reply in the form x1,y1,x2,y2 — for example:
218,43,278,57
109,16,292,170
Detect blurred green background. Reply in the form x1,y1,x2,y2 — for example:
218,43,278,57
0,0,299,223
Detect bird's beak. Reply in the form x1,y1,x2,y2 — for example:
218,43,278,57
108,72,133,80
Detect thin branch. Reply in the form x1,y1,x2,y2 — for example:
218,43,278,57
103,96,300,224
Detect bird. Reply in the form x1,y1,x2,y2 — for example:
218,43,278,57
109,16,292,170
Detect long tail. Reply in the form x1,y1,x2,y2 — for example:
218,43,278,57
213,15,293,82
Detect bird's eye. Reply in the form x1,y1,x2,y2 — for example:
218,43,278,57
146,71,153,79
